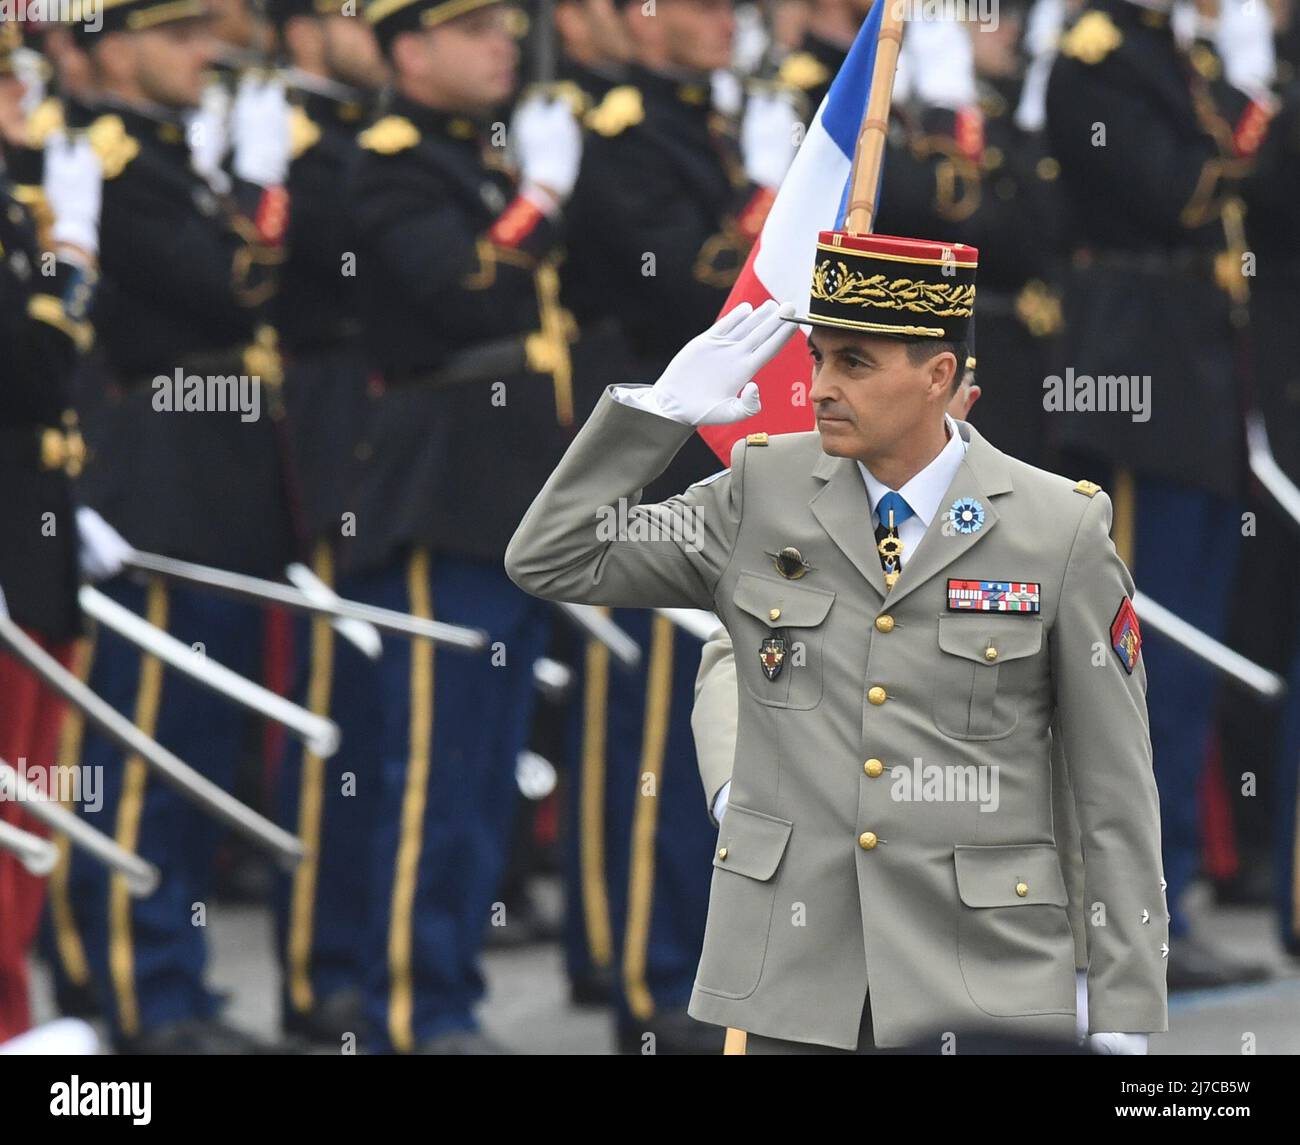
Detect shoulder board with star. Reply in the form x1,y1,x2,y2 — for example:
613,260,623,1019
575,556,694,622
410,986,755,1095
87,114,140,180
289,104,323,160
1059,10,1123,66
1074,479,1102,498
746,432,769,446
358,115,421,155
777,51,831,92
583,86,644,138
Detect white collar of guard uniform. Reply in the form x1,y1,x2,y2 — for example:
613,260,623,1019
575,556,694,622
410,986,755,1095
857,413,969,529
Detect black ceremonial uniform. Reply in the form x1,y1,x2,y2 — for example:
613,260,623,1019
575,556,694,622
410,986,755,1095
0,175,87,641
777,29,848,125
1046,0,1277,948
64,90,294,1049
273,73,383,1041
346,89,573,1053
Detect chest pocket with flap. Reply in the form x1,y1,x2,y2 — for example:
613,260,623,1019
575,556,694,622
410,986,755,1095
730,571,835,710
934,614,1043,740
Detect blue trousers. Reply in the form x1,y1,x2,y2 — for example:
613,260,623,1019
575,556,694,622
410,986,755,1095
274,543,383,1019
562,610,716,1024
1116,473,1242,937
352,549,550,1051
66,576,262,1040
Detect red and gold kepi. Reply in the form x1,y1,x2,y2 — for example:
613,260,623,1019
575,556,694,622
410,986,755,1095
786,231,979,341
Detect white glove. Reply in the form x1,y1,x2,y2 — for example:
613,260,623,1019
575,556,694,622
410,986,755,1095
1088,1032,1149,1055
903,18,977,110
77,507,134,582
231,74,291,187
712,779,731,823
189,82,232,193
44,131,102,257
741,88,800,189
512,92,583,207
1217,0,1276,96
644,299,797,426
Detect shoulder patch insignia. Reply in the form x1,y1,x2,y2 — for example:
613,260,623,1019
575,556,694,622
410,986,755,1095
358,115,420,155
1074,479,1102,497
289,105,322,160
26,97,65,147
1059,10,1123,66
1111,597,1142,674
746,432,769,446
777,51,830,91
87,115,140,180
584,86,643,138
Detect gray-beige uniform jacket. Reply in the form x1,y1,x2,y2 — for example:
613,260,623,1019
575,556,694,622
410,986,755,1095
506,391,1168,1049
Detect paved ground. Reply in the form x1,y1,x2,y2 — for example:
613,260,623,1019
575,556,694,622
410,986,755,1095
30,876,1299,1054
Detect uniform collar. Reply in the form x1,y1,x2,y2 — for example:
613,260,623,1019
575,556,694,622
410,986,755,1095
386,93,486,145
857,414,968,528
97,97,190,152
630,64,712,112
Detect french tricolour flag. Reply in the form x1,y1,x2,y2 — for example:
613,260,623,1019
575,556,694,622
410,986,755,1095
699,1,885,462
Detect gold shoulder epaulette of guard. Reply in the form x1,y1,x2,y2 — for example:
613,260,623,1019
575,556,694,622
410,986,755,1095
1059,10,1123,66
358,115,420,155
584,86,644,138
289,105,322,160
777,51,830,92
87,115,140,180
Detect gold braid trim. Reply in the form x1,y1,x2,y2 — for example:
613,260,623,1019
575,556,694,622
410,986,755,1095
810,260,975,318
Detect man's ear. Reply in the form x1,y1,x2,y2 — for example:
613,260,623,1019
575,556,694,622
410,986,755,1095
931,351,958,401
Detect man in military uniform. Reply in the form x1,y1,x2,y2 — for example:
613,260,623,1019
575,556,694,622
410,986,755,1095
267,0,388,1045
506,225,1169,1051
1047,0,1279,988
557,0,798,1052
347,0,583,1053
0,15,115,1043
63,0,295,1053
772,0,871,122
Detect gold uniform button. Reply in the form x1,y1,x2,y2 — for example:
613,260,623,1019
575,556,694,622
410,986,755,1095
984,646,999,662
858,831,878,851
864,758,884,778
769,608,781,622
1015,881,1029,897
718,847,728,861
874,615,895,633
867,686,887,705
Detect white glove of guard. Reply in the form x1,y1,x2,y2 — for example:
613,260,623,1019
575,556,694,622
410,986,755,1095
77,507,134,583
1217,0,1276,96
647,299,797,426
231,74,291,187
44,130,102,257
741,88,801,189
712,779,731,823
903,17,977,110
512,92,583,207
1088,1032,1149,1055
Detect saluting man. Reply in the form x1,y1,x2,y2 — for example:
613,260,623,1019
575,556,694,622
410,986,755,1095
506,228,1169,1052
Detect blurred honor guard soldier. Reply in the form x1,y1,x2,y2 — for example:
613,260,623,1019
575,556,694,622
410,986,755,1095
507,226,1169,1051
349,0,580,1053
559,0,798,1051
0,17,120,1042
1046,0,1278,988
268,0,388,1044
65,0,295,1053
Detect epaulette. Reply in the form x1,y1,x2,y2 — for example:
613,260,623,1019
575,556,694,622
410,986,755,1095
289,105,322,160
746,432,769,446
777,51,830,92
358,115,420,155
1074,479,1102,497
1059,10,1123,66
584,86,643,138
87,115,140,180
26,97,65,147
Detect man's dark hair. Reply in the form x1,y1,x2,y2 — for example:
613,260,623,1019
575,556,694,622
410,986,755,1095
903,338,967,394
